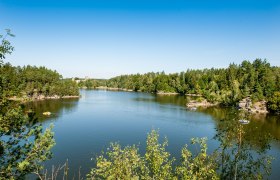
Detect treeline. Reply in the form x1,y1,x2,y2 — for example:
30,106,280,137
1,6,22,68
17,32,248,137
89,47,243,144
99,59,279,110
74,60,280,112
76,78,106,89
0,63,79,98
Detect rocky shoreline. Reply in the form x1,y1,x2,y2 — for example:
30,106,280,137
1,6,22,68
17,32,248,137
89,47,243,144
185,94,202,97
8,95,80,102
238,97,268,114
95,86,134,92
186,99,218,108
93,88,270,114
156,91,179,95
186,96,269,114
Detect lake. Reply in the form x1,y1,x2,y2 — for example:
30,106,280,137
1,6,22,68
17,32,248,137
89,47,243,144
26,90,280,179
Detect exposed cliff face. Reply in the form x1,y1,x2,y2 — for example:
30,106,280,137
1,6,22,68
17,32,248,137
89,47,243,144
238,97,268,114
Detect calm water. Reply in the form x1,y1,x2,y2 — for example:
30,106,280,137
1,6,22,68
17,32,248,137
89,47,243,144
26,90,280,179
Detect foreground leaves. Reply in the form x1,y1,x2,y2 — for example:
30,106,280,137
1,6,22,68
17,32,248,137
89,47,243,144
0,105,55,179
1,30,55,179
87,130,219,180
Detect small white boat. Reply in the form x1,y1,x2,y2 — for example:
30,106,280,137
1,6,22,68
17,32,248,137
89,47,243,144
239,119,250,124
189,107,197,111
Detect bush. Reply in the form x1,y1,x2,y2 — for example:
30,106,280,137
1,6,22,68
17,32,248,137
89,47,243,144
87,130,218,180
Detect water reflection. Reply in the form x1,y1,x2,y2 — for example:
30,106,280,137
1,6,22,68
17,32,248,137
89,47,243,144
200,107,280,141
133,94,187,107
154,94,187,106
197,107,278,179
24,98,79,122
212,111,272,179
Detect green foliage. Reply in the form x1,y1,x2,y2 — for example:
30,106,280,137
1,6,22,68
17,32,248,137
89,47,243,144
0,29,14,61
215,111,273,179
87,130,219,180
267,91,280,113
87,143,148,179
1,31,79,98
145,130,174,179
84,79,94,89
77,79,107,89
0,30,55,179
49,80,79,96
0,101,56,179
88,128,273,180
176,138,219,180
0,63,79,98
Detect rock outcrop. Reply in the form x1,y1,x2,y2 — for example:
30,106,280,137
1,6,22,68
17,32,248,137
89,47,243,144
186,99,217,108
238,97,268,114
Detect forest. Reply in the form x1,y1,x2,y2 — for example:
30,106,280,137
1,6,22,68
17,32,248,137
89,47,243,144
0,63,79,99
79,59,280,112
0,30,78,100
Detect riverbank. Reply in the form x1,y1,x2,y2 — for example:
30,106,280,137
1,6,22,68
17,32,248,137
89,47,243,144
186,97,269,114
186,99,218,108
186,94,202,97
95,86,134,92
88,88,272,114
156,91,179,95
8,95,80,102
95,86,182,95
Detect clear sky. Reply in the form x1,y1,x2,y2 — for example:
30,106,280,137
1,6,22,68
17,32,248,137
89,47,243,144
1,0,280,79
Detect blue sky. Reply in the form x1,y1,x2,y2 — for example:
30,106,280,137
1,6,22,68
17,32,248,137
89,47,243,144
1,0,280,78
